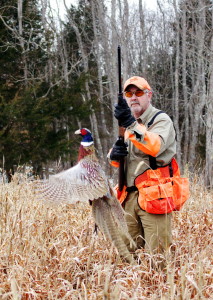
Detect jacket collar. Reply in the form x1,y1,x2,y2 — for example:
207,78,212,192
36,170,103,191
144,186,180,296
136,104,154,125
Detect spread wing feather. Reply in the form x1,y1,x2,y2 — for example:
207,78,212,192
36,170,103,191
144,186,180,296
33,159,109,204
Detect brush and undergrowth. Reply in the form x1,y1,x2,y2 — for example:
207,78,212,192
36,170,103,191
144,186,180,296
0,173,212,299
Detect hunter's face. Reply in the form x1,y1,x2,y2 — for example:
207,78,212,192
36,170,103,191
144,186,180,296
124,86,152,118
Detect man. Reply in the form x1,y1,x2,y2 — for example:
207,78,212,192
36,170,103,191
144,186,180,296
109,76,178,266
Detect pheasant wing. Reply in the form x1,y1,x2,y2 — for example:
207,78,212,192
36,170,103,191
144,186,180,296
33,160,109,204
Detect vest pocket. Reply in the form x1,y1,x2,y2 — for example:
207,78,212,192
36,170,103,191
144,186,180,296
135,159,189,214
138,181,175,214
172,177,189,210
137,178,189,214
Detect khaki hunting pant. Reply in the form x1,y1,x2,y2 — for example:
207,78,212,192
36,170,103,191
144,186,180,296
123,191,172,255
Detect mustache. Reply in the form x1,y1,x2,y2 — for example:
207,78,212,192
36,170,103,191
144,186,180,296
130,101,139,105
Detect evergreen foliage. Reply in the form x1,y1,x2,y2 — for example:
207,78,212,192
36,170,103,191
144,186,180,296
0,0,94,179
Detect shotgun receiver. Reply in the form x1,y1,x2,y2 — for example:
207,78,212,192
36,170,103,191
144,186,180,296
117,45,125,191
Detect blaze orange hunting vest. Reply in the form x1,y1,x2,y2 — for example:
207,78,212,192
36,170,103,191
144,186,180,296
116,158,189,214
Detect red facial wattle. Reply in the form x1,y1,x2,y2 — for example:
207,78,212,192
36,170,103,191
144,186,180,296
81,128,88,136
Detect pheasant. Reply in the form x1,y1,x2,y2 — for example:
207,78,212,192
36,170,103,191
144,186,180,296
33,128,135,263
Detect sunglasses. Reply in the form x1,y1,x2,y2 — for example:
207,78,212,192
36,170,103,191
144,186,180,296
124,90,147,98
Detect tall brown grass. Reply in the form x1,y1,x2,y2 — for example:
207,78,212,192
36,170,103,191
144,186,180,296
0,174,212,299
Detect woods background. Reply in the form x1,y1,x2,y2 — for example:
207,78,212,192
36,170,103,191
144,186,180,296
0,0,212,187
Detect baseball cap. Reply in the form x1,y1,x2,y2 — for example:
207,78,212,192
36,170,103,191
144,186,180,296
124,76,151,91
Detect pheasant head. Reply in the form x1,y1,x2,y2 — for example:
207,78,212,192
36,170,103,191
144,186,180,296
75,128,96,161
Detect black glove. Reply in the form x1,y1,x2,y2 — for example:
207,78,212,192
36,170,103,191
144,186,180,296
110,138,128,161
114,95,136,128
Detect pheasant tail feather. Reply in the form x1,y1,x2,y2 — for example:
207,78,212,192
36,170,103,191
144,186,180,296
92,196,136,264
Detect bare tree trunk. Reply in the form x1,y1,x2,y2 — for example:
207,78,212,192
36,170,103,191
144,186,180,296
95,0,118,142
40,0,53,83
181,3,190,166
138,0,147,74
205,7,213,188
118,0,130,80
188,0,206,167
172,0,181,164
110,0,120,141
91,0,110,165
157,0,167,48
17,0,28,84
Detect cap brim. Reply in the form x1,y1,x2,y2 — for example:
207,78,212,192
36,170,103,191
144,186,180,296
124,76,151,91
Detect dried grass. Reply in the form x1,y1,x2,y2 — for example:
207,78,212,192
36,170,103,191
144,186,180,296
0,174,212,299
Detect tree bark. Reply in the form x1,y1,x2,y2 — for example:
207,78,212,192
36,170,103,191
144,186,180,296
17,0,28,84
91,0,110,165
205,6,213,188
188,0,206,168
172,0,181,164
181,3,190,166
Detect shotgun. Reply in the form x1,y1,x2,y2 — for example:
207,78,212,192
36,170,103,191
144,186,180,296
117,45,125,191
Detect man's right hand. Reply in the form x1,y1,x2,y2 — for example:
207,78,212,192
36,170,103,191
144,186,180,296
110,139,128,160
114,95,136,128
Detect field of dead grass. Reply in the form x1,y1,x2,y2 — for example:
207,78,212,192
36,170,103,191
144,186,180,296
0,174,212,299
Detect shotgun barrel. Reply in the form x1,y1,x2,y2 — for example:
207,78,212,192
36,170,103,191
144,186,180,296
117,45,125,191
